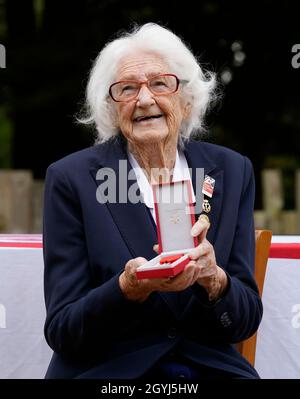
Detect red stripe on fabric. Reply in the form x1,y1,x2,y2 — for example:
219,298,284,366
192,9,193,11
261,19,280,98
0,235,42,240
152,184,162,254
269,243,300,259
186,180,198,248
0,242,43,248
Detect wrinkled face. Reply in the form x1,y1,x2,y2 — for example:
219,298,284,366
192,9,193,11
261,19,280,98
112,52,187,146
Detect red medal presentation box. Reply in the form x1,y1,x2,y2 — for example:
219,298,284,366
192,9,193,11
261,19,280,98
136,180,198,279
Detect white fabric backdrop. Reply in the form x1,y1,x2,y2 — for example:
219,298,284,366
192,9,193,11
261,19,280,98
255,236,300,379
0,236,52,379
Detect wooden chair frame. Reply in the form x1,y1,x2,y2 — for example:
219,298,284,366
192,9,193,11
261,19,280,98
237,229,272,366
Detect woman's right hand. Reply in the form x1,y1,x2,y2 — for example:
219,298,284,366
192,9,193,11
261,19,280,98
119,247,202,302
119,257,153,302
119,255,179,302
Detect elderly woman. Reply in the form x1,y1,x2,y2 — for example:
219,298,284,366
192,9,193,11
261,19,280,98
43,23,262,379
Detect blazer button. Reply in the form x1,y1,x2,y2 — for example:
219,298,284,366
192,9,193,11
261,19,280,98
220,311,232,327
167,327,177,339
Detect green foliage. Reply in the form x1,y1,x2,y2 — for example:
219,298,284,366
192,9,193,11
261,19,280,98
0,0,6,38
33,0,44,30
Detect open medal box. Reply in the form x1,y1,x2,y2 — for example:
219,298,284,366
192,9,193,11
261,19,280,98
136,180,198,279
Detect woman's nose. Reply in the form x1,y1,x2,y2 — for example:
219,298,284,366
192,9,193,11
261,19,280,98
136,85,155,106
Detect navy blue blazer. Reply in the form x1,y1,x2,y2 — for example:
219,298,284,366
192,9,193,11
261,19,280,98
43,137,262,379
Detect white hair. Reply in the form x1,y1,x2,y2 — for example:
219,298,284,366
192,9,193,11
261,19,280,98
78,23,218,144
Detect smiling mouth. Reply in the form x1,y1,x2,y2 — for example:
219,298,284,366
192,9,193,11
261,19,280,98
134,114,163,123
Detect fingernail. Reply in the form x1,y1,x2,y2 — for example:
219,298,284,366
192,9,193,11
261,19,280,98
191,226,198,237
189,250,196,259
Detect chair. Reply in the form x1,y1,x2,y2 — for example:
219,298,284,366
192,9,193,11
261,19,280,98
237,229,272,366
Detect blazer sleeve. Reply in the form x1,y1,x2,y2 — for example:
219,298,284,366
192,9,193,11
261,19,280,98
191,156,263,343
43,163,142,358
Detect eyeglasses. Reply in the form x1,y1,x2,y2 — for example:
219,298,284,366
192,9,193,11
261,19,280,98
109,74,181,102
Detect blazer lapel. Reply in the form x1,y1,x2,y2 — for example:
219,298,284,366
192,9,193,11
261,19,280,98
89,137,157,262
184,140,224,246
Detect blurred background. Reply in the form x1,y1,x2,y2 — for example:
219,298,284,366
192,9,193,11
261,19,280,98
0,0,299,234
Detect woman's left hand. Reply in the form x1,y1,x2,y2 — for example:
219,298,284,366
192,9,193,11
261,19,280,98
152,215,228,300
188,215,228,300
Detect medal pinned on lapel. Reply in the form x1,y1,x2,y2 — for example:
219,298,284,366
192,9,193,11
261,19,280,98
202,175,215,198
201,175,215,214
202,199,211,213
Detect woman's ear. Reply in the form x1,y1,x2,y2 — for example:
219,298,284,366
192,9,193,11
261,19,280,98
183,102,192,120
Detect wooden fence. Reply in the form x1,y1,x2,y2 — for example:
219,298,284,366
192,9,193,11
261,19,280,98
0,169,300,234
0,171,44,234
253,169,300,234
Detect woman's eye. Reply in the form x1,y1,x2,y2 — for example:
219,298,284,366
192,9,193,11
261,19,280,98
152,79,167,87
122,85,136,93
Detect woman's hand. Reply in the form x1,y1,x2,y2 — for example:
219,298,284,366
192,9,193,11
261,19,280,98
188,215,228,301
119,216,227,302
119,257,153,302
119,255,201,302
119,254,204,302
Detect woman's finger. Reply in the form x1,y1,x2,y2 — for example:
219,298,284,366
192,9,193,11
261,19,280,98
191,215,210,241
188,240,211,260
153,244,159,254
